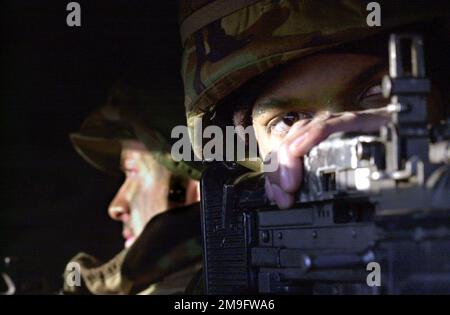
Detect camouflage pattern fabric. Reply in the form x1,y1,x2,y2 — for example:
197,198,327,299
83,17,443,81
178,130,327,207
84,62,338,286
63,203,203,295
179,0,450,160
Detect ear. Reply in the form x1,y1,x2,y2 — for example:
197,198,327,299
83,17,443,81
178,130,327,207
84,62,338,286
184,179,201,205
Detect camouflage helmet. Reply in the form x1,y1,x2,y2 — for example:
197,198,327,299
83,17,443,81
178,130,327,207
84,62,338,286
70,83,202,180
179,0,450,162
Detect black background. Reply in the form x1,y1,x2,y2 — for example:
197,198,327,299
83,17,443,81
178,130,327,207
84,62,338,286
0,0,182,292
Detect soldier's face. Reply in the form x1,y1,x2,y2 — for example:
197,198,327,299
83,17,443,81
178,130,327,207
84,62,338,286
250,53,387,158
108,140,172,248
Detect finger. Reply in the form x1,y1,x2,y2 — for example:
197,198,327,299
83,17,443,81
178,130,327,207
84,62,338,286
350,109,390,132
288,111,387,157
284,112,334,155
278,144,303,193
265,176,274,201
285,117,312,138
265,150,282,187
288,119,331,157
284,113,328,141
271,183,295,209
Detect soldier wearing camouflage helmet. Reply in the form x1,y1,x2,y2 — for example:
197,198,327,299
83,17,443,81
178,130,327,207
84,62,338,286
178,0,450,209
63,83,203,294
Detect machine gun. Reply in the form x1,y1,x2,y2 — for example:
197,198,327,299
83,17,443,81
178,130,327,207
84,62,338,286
200,34,450,294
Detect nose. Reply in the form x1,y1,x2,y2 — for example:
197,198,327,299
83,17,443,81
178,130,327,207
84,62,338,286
108,184,131,222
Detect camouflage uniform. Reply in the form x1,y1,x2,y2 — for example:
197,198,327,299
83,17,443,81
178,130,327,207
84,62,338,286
179,0,450,169
63,204,202,295
70,83,201,180
63,84,202,295
177,0,450,293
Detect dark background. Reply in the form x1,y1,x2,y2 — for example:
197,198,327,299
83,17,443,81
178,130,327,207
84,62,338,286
0,0,182,293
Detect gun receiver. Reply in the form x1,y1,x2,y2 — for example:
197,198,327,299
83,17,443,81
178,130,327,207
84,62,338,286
200,34,450,294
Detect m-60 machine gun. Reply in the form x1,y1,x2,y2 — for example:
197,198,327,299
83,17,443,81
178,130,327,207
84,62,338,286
200,34,450,294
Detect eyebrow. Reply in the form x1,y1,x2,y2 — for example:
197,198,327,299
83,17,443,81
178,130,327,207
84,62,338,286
252,61,387,120
252,97,323,121
121,155,136,170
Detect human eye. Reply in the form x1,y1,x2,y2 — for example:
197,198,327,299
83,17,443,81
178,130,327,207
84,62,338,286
358,83,387,109
122,165,138,177
121,155,140,177
267,111,313,135
125,169,137,177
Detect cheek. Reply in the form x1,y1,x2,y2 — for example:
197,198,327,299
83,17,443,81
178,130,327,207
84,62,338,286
129,186,169,237
254,125,285,159
254,126,269,159
130,211,145,236
138,174,170,217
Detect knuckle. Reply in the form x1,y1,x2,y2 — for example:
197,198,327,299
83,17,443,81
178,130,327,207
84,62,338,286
342,111,358,120
289,119,310,135
313,120,329,136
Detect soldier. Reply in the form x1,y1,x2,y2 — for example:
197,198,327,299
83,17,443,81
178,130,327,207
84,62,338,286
178,0,450,209
63,84,203,294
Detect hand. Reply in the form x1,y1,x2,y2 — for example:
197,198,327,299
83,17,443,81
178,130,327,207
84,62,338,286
264,108,391,209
